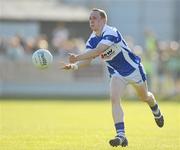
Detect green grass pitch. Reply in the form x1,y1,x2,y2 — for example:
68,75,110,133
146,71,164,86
0,99,179,150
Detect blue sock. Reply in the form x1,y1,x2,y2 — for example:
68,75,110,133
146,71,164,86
115,122,125,137
150,104,161,117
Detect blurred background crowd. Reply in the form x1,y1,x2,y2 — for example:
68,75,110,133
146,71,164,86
0,0,179,99
0,29,85,59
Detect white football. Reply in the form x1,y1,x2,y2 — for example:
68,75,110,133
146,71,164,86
32,49,53,69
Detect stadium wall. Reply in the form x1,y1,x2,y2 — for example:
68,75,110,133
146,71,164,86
0,57,109,98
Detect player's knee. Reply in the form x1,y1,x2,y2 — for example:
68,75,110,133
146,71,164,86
139,92,154,103
139,95,147,102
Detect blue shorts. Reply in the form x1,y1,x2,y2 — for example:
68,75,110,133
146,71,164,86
111,63,147,85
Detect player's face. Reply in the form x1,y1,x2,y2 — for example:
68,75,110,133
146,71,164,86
89,11,105,32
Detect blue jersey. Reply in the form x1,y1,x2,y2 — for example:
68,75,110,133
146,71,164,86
86,25,141,77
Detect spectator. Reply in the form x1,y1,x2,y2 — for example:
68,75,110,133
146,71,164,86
0,37,7,55
6,36,25,60
51,23,69,54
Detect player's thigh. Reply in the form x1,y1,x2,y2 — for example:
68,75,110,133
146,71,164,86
132,81,149,100
110,76,127,100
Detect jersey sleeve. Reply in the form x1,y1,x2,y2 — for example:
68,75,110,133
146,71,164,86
85,40,92,51
85,33,96,51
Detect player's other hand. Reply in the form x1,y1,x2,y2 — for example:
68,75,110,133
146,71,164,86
69,53,78,63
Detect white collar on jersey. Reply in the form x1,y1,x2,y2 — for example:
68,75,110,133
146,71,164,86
93,24,108,37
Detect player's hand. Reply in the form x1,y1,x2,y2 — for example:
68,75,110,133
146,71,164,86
69,53,78,63
59,62,78,70
59,62,72,70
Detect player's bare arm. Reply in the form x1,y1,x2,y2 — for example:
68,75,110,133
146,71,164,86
69,44,109,63
60,59,92,70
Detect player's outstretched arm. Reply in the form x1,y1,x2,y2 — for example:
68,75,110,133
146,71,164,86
60,59,92,70
69,44,109,63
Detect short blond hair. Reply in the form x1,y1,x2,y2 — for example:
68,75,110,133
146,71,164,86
91,8,107,22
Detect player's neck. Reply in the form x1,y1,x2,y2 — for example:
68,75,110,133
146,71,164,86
95,24,105,36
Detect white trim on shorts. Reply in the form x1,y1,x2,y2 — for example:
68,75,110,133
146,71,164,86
111,63,147,85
